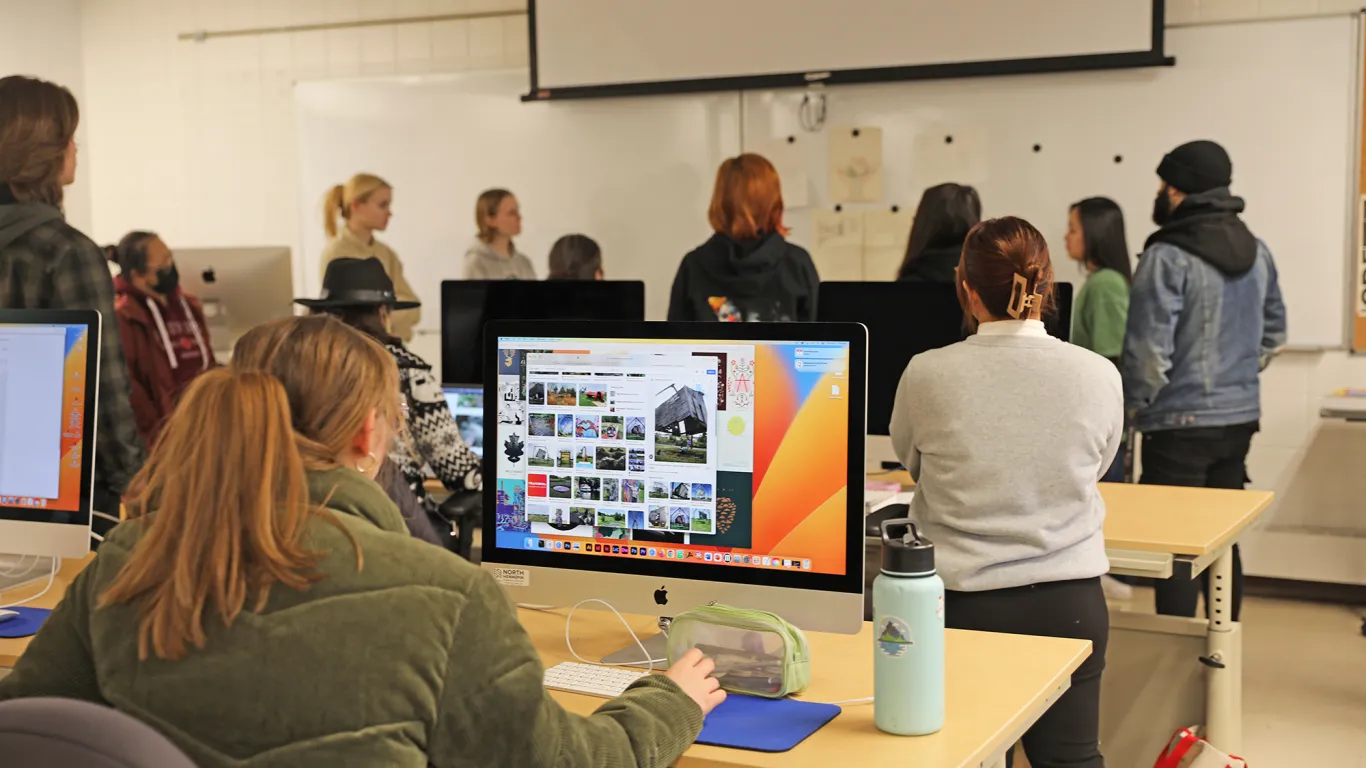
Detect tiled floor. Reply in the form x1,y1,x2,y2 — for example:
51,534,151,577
1096,586,1366,767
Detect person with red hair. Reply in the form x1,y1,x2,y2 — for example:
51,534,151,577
668,154,819,322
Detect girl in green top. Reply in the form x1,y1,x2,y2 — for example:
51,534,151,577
1065,197,1132,485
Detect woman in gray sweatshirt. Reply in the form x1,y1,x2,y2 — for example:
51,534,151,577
889,216,1121,768
463,188,536,280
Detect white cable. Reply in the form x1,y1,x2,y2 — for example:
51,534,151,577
0,554,37,577
565,598,667,673
0,557,58,610
821,696,874,706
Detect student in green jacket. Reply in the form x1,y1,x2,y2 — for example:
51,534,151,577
0,315,723,768
1064,196,1132,484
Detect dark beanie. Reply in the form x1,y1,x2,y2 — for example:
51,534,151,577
1157,140,1232,194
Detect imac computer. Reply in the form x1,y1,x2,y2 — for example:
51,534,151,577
176,246,294,359
481,320,868,660
817,281,1072,438
441,280,646,386
0,309,102,559
441,385,485,457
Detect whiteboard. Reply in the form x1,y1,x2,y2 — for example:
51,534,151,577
743,16,1360,348
533,0,1156,93
294,72,740,329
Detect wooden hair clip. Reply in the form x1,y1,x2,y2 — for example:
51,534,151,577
1007,274,1042,319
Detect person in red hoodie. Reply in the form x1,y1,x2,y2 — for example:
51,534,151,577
109,231,215,445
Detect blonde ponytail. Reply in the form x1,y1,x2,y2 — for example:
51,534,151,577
322,174,392,239
323,184,346,238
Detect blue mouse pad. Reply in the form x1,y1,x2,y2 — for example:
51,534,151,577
697,695,842,753
0,607,51,639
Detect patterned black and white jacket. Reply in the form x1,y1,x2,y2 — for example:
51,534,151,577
386,343,482,511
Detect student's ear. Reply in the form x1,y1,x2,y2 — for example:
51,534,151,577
351,409,379,462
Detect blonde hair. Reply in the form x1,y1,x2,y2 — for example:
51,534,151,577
475,188,515,244
323,173,391,239
0,76,79,207
229,315,404,467
100,369,360,661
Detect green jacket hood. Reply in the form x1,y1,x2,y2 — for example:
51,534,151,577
305,465,408,534
0,202,63,250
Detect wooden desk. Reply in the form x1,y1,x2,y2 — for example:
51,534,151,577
869,469,1268,760
0,556,90,668
522,607,1090,768
4,558,1089,768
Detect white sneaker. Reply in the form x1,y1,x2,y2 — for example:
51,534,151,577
1101,574,1134,601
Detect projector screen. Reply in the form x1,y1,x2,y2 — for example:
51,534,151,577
528,0,1167,100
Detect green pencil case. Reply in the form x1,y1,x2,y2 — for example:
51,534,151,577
665,604,811,698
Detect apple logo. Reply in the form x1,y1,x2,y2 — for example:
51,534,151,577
653,586,668,606
202,267,217,285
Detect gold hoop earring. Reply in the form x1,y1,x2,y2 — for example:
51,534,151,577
355,452,378,474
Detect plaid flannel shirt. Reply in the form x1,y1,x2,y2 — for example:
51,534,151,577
0,208,146,496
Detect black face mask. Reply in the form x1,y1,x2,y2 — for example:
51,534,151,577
1152,188,1174,226
151,265,180,295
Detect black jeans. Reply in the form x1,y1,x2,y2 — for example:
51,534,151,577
947,578,1108,768
1139,422,1257,621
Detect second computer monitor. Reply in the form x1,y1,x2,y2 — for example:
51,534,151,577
441,280,646,386
817,281,1072,436
481,320,868,635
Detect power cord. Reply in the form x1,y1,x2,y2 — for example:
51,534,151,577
0,557,59,610
564,598,668,672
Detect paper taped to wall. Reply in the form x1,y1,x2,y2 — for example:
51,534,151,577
829,126,884,203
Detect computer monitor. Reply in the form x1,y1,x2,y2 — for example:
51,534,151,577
176,246,294,358
441,385,485,457
441,280,646,386
0,309,102,558
817,281,1072,437
482,320,868,658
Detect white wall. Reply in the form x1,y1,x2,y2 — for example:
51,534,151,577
69,0,1366,584
0,0,93,233
78,0,529,362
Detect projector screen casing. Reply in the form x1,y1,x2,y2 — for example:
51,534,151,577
527,0,1170,101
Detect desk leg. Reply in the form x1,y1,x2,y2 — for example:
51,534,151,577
1204,548,1243,751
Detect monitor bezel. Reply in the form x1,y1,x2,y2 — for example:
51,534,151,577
0,309,101,555
481,320,868,597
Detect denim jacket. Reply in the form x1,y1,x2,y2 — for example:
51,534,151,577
1122,239,1286,432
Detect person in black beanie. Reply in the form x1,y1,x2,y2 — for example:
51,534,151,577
1123,140,1287,621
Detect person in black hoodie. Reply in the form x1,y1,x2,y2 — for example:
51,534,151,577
1123,140,1286,621
895,183,982,282
669,154,819,321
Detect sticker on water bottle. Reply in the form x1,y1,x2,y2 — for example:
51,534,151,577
876,616,914,658
937,594,944,619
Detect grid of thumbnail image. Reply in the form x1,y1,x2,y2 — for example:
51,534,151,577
523,379,715,536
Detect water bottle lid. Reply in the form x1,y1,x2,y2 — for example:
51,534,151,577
880,518,935,575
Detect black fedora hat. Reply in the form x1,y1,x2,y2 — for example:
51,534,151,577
295,257,420,310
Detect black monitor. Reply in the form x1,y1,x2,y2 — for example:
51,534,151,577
816,281,1072,436
441,280,646,385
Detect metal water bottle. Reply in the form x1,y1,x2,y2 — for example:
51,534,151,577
872,518,945,736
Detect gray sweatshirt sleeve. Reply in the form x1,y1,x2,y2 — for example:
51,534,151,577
888,362,922,481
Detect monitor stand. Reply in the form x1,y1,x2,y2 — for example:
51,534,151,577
600,616,671,668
